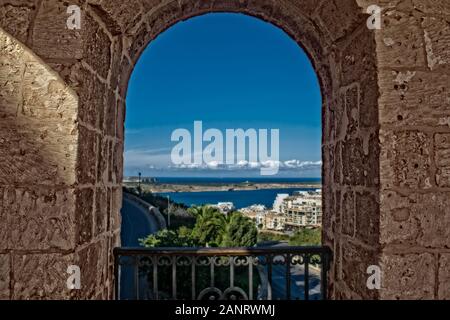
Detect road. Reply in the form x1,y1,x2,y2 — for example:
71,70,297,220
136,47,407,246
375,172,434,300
120,196,160,299
120,196,159,247
258,243,323,300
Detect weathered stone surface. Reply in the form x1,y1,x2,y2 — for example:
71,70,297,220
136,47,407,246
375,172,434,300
412,0,450,16
74,240,106,299
0,3,34,44
380,253,435,299
0,32,24,114
342,136,379,187
342,191,355,237
0,253,9,299
0,30,78,186
109,38,123,91
316,0,365,42
355,191,380,245
438,254,450,299
340,27,377,87
76,67,106,129
83,12,112,79
1,0,449,301
111,142,123,184
94,187,107,236
435,134,450,187
5,188,76,250
116,99,125,141
422,17,450,73
379,70,450,127
341,240,379,299
376,11,426,68
110,187,122,232
75,188,94,246
96,136,109,185
0,188,6,250
104,89,117,137
12,253,74,299
32,0,83,60
76,125,97,185
380,191,450,247
91,0,143,33
380,130,432,189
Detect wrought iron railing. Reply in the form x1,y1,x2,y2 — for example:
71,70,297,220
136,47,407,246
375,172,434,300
114,246,332,300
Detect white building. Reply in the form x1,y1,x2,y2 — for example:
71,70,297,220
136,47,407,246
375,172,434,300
272,194,289,213
282,190,322,229
210,202,235,215
240,204,268,228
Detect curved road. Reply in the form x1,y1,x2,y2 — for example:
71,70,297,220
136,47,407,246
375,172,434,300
120,196,160,299
121,197,159,247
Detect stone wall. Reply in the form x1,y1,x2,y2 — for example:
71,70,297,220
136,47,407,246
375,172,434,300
0,0,448,299
374,0,450,299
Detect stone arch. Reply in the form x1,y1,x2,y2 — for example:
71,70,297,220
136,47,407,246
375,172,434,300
1,0,449,300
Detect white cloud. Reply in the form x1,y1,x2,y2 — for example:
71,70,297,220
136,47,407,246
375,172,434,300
168,160,322,172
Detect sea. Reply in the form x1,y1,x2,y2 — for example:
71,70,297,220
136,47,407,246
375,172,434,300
154,177,321,209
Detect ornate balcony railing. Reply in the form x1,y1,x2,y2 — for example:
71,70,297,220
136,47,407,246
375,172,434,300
114,246,332,300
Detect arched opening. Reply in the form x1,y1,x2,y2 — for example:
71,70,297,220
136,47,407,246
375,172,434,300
6,0,436,300
120,12,323,300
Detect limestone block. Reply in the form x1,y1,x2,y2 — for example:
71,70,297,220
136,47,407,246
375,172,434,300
381,253,435,299
376,10,425,68
76,126,97,185
75,188,94,246
316,0,365,42
380,130,432,189
0,3,34,44
90,0,143,34
422,17,450,73
5,188,77,250
342,191,355,237
355,191,380,245
340,27,377,87
0,31,24,117
341,240,379,299
412,0,450,16
116,99,125,141
76,67,106,130
141,0,164,12
381,191,450,248
104,89,117,137
83,12,112,79
110,187,122,231
379,70,450,127
74,240,107,299
12,252,75,299
0,253,9,300
94,187,108,236
438,254,450,299
435,133,450,187
96,136,110,185
32,0,83,60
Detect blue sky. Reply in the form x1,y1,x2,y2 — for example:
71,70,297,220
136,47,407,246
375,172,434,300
124,13,322,178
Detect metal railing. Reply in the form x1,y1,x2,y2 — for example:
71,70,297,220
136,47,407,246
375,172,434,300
114,246,332,300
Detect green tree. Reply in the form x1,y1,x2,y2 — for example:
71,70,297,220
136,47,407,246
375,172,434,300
189,206,227,246
139,228,196,247
288,228,321,246
221,212,258,247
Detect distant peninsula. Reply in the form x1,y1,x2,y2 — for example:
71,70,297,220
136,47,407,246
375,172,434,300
123,181,322,193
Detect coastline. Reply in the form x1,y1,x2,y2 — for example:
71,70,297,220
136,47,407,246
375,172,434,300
123,182,322,193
